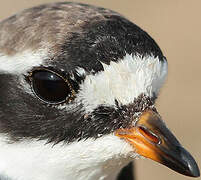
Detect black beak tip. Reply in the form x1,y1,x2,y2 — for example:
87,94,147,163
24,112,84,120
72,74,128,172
188,165,200,177
185,160,200,177
183,149,200,177
159,146,200,178
176,146,200,178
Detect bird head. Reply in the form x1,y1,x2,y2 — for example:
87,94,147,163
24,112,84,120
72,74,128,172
0,2,199,180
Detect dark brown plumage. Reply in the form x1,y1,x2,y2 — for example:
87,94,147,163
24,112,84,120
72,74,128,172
0,2,120,56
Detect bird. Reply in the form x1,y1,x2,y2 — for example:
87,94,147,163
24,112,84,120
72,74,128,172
0,2,199,180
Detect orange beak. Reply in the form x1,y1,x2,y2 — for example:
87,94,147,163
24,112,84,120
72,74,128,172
115,109,200,177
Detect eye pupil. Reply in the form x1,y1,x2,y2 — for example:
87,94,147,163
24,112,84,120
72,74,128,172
31,70,71,103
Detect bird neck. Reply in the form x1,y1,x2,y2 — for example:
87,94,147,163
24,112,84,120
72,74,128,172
0,135,134,180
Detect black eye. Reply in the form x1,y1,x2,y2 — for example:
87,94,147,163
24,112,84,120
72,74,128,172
30,70,72,104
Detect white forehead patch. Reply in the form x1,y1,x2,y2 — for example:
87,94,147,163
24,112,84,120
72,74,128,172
0,49,47,75
78,54,168,112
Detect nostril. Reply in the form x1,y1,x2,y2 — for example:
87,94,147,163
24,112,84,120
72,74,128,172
138,126,160,144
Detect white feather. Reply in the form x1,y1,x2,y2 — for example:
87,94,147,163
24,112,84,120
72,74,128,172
0,52,167,113
0,134,136,180
77,54,168,112
0,49,47,74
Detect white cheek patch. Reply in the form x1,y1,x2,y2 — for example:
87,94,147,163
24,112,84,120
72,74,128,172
78,54,168,112
0,49,48,75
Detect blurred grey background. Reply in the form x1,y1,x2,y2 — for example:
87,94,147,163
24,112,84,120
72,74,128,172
0,1,200,180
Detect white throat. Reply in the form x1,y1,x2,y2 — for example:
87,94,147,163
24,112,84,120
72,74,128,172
0,134,136,180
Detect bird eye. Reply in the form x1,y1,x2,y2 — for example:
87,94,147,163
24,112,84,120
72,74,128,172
30,69,73,104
